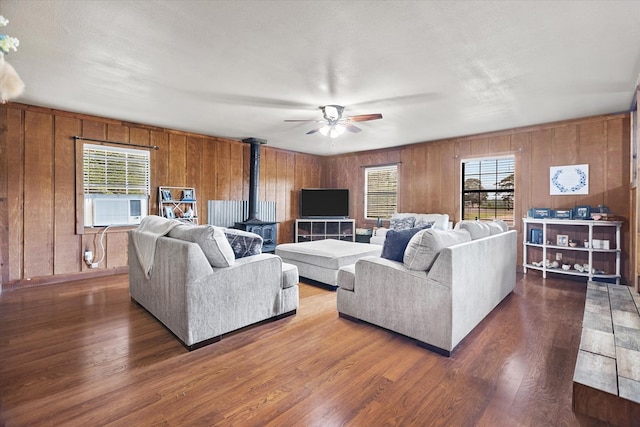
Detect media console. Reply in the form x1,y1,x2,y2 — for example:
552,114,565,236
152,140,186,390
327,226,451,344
295,219,355,243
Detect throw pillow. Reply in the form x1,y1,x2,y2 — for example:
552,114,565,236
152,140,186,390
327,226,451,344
223,228,263,259
168,224,235,268
486,221,504,235
415,214,448,230
413,219,435,229
454,220,491,240
403,228,472,271
381,225,429,262
390,216,415,231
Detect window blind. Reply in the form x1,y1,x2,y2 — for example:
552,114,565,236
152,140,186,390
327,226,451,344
365,165,398,219
83,144,150,196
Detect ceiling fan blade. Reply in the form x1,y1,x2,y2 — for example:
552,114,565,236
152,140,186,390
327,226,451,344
306,127,322,135
284,119,319,122
345,123,362,133
347,113,383,122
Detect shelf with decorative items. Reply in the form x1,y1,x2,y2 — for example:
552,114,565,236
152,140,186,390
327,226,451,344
158,186,198,224
522,217,621,284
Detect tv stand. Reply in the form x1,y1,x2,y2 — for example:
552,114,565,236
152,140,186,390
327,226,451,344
295,219,355,242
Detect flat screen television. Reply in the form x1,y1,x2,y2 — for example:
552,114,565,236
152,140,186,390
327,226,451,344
300,188,349,218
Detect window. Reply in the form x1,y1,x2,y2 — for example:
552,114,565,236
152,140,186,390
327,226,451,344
365,164,398,219
82,143,150,227
462,156,514,223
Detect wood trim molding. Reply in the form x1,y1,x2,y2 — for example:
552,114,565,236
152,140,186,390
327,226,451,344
1,265,129,292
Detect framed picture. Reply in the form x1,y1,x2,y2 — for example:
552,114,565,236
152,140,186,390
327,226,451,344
164,206,175,219
556,234,569,247
182,189,194,201
574,205,591,220
550,164,589,195
161,189,172,201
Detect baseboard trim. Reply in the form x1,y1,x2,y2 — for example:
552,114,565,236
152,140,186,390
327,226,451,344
2,266,130,292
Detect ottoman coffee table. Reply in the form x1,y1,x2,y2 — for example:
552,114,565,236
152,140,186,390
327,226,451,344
275,239,382,289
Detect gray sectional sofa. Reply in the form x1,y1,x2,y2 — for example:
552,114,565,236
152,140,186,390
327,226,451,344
129,218,299,350
337,220,517,356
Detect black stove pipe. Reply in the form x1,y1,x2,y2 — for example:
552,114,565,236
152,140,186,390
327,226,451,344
242,137,267,222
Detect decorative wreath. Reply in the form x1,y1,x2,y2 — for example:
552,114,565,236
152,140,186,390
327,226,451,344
551,167,587,193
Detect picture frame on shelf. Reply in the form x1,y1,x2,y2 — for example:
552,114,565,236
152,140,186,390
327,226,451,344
164,206,175,219
573,205,591,220
554,209,573,220
161,189,172,201
181,189,194,201
556,234,569,247
529,208,552,219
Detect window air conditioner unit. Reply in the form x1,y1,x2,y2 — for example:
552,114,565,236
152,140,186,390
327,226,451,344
86,196,148,227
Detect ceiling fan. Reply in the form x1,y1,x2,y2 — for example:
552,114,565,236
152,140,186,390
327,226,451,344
285,105,383,138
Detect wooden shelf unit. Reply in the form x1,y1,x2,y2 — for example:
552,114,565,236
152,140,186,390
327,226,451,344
523,218,622,284
295,219,355,242
158,186,198,224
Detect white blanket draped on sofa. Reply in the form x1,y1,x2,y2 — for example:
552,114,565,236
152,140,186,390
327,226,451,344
130,216,182,279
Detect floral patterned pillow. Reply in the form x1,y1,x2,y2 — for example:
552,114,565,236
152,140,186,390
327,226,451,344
390,216,415,231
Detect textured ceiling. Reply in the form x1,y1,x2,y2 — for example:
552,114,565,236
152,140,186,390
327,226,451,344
3,0,640,155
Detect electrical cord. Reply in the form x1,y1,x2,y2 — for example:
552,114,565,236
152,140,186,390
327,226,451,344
93,224,114,266
84,224,115,268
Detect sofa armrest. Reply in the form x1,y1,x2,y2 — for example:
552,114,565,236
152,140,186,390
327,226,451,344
187,253,285,341
338,256,452,350
427,230,517,348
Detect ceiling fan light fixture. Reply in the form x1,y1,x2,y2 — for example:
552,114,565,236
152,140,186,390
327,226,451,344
322,105,343,122
330,123,346,138
319,123,346,138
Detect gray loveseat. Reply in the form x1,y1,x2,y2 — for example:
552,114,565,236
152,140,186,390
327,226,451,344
129,221,299,350
337,220,517,356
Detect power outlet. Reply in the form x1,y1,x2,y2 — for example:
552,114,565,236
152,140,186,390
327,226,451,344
555,252,562,261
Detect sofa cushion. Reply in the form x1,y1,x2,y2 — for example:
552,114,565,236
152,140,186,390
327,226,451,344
381,225,429,262
454,220,491,240
223,228,263,259
493,219,509,232
486,221,504,235
390,216,415,231
168,224,235,268
403,228,472,271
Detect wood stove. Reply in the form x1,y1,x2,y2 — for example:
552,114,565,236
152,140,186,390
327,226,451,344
234,138,277,252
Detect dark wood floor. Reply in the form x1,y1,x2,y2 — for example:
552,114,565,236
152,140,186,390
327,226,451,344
0,272,610,426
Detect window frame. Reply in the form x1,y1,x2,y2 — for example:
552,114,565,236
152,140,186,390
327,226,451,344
461,155,515,224
364,164,399,220
75,141,151,233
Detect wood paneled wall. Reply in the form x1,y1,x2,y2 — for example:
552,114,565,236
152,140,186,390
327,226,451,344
0,103,631,289
0,104,321,289
323,113,632,283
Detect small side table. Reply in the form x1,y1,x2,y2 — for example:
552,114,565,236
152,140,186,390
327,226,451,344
355,228,373,243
